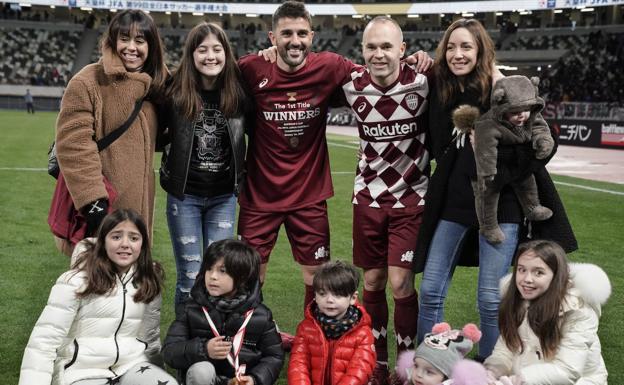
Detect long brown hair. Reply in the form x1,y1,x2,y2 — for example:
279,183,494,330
167,22,246,121
434,18,496,107
498,240,570,359
72,209,163,303
101,9,168,100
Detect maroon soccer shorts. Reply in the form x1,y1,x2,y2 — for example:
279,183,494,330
238,201,330,265
352,204,424,269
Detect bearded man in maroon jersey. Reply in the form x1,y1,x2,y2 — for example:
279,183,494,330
237,1,357,311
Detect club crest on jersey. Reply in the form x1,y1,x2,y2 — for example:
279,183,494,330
287,92,297,102
406,93,419,110
259,78,269,88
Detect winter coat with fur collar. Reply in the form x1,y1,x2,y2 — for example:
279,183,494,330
55,47,159,251
19,266,162,385
485,263,611,385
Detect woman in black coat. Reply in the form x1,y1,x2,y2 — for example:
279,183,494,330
413,18,577,360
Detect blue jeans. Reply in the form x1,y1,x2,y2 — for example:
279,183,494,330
417,220,519,358
167,193,236,306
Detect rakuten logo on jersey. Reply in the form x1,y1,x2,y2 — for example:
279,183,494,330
361,121,418,141
262,108,321,121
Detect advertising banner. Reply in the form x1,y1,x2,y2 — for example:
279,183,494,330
547,119,624,149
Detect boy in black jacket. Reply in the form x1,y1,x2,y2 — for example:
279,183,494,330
163,239,284,385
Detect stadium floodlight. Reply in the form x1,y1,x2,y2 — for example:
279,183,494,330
408,14,420,18
581,7,595,12
462,12,474,17
192,12,204,16
553,9,563,13
18,3,31,6
352,14,364,18
496,12,503,16
440,13,445,17
245,13,258,17
49,5,54,9
165,11,171,15
110,8,117,12
80,7,92,11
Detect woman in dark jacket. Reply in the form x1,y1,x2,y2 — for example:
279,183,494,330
163,239,284,385
413,19,577,360
159,22,249,307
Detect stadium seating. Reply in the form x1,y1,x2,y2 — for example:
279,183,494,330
1,17,623,105
539,31,624,103
0,25,80,86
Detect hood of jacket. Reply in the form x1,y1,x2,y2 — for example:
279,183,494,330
499,262,611,315
490,75,545,124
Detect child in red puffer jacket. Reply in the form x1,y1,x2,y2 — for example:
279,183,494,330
288,261,376,385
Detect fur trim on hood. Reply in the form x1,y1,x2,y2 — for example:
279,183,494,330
396,350,415,385
499,263,612,314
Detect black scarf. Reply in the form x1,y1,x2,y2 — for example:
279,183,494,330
207,291,248,313
314,304,361,340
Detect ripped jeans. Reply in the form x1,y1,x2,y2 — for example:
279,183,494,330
167,193,236,307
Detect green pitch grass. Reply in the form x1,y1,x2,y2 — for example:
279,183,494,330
1,110,622,384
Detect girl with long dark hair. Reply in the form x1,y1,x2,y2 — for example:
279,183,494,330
19,209,177,385
485,240,610,384
159,22,249,308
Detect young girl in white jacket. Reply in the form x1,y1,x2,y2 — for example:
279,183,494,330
485,239,611,385
19,209,178,385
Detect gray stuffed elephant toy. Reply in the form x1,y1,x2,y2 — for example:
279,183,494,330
453,75,554,243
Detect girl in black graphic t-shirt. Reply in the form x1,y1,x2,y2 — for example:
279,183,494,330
160,22,249,309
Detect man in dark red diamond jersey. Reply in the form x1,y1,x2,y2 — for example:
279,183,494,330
237,1,358,309
337,17,432,385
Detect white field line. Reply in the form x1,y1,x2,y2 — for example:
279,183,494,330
2,163,623,197
326,141,624,196
0,167,46,171
552,181,624,196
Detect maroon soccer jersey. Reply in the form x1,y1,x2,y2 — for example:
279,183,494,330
342,63,431,209
238,52,357,211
